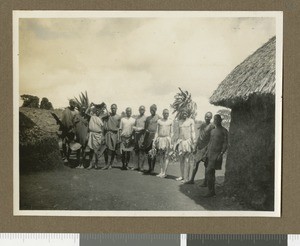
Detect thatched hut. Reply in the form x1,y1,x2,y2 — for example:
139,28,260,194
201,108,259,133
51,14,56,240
19,108,63,172
210,36,276,210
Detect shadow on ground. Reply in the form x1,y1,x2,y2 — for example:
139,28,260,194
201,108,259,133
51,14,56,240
179,176,248,211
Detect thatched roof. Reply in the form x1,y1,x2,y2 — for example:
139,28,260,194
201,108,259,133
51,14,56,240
210,36,276,108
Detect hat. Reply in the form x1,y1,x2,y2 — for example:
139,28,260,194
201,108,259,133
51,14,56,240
69,142,82,151
94,102,106,110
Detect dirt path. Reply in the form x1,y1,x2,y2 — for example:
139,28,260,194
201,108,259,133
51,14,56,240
20,159,246,211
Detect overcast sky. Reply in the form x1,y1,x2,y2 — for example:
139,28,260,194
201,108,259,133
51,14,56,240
19,17,275,119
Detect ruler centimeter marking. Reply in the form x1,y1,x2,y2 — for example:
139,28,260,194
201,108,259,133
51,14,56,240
0,234,299,245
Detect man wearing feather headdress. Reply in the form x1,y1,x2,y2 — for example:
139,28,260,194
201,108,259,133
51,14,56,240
174,109,196,183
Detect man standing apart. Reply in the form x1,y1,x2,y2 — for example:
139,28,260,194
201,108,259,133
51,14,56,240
174,110,196,183
153,109,173,178
119,107,136,170
142,104,160,174
203,114,228,197
132,105,147,171
186,112,214,185
102,104,121,170
61,99,78,162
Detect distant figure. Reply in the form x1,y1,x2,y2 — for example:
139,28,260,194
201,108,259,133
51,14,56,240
132,105,147,171
174,109,196,183
186,112,215,185
153,109,173,178
102,104,121,170
86,103,105,169
203,114,228,197
61,99,78,162
119,107,136,170
142,104,160,174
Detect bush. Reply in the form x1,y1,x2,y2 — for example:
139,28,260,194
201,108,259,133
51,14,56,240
21,94,40,108
40,97,54,110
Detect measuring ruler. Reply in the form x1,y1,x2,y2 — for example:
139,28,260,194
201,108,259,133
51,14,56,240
0,234,299,245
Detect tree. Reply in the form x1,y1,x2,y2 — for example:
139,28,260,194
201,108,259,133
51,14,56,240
40,97,53,110
20,94,39,108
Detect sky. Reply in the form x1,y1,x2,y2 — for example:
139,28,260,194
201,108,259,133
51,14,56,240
19,16,276,120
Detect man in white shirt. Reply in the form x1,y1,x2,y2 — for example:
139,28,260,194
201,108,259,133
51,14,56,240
119,107,136,170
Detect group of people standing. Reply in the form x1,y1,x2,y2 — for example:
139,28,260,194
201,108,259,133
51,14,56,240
59,99,228,197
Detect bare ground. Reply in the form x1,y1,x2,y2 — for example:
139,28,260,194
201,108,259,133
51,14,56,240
20,157,247,211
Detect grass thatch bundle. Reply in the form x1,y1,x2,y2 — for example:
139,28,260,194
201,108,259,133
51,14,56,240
210,36,275,108
19,110,63,172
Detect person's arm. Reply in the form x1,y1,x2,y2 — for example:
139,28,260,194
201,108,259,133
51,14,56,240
144,117,149,131
221,128,228,154
191,119,196,144
217,128,228,160
170,120,174,139
152,120,159,148
119,118,123,136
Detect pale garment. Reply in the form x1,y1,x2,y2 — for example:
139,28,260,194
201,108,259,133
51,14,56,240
154,119,173,151
120,117,136,151
175,118,196,154
87,115,104,150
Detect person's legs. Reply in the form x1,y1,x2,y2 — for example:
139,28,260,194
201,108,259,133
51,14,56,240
126,151,131,168
110,151,116,167
140,151,145,171
183,154,191,182
121,151,126,169
94,149,100,169
188,161,200,183
146,152,152,173
161,155,169,177
199,165,208,187
150,156,156,174
176,155,184,181
156,153,163,177
104,149,109,166
76,149,82,167
62,141,68,161
204,165,216,196
87,149,95,169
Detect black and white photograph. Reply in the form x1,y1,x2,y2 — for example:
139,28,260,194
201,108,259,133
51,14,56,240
13,11,283,217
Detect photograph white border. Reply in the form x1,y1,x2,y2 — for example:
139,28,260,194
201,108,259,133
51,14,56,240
13,10,283,217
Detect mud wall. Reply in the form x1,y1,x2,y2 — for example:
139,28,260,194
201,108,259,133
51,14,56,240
224,95,275,210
